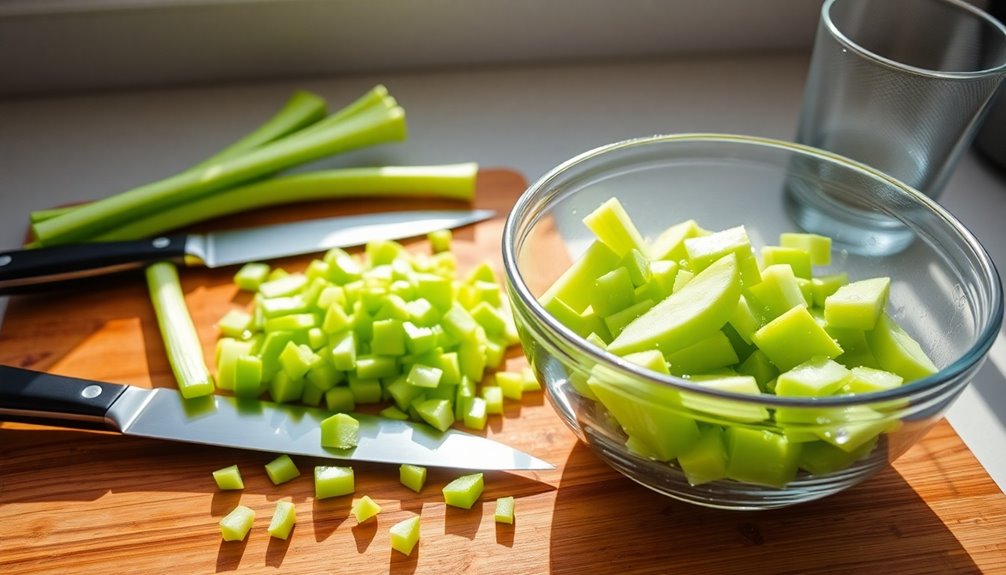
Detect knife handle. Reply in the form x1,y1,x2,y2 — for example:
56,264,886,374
0,366,128,429
0,235,188,296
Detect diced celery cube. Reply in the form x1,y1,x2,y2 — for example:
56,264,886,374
306,362,341,391
212,465,245,490
387,374,425,411
470,302,507,336
494,371,524,401
483,337,507,370
473,280,502,306
648,219,707,262
844,365,903,394
259,295,308,319
684,225,761,287
798,437,877,475
366,239,405,266
330,330,357,371
264,313,317,333
322,303,352,334
318,285,347,311
234,262,271,292
233,355,264,399
864,313,938,382
582,197,648,257
458,396,486,430
375,294,411,321
736,349,780,392
355,355,398,380
752,306,843,371
415,398,454,432
811,273,848,307
390,515,421,556
270,369,304,403
746,263,807,320
399,464,428,493
539,240,621,314
428,229,452,253
351,495,382,523
680,375,769,423
279,342,318,380
664,331,739,376
761,245,812,279
494,496,515,525
320,412,360,450
776,357,852,397
267,500,297,540
482,386,504,414
603,298,655,339
591,267,636,317
265,454,301,485
824,277,891,330
324,385,356,413
257,331,293,379
621,248,652,288
305,259,330,281
646,259,679,301
300,380,326,406
725,427,801,487
314,465,355,499
416,273,453,310
407,363,444,389
220,505,255,541
520,366,541,392
780,232,832,266
676,426,728,486
442,472,485,509
371,319,406,356
259,273,308,299
405,298,441,327
217,309,254,339
341,377,378,407
325,248,363,284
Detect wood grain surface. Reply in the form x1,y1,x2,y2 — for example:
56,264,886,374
1,169,1004,575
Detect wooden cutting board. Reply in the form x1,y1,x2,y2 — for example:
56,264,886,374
1,169,1004,575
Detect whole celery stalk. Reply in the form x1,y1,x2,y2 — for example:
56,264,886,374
93,163,479,241
146,262,215,399
33,86,406,246
29,90,328,225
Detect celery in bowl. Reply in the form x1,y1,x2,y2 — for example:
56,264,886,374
501,134,1003,510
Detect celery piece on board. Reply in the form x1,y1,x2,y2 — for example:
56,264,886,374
146,262,214,399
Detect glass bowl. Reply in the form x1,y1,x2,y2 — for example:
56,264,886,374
502,134,1003,510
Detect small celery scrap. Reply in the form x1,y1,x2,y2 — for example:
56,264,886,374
145,262,214,399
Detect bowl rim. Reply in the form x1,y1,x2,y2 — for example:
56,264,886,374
502,133,1004,408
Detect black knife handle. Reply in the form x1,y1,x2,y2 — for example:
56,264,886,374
0,235,189,296
0,365,128,429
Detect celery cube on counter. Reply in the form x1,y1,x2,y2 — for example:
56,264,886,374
265,454,301,485
315,465,355,499
217,309,254,339
481,386,504,415
494,496,515,525
267,500,297,540
415,398,454,432
320,412,360,450
399,464,428,493
428,229,452,253
212,465,245,490
220,505,256,542
390,515,421,556
324,385,356,413
351,495,382,523
234,262,271,292
442,472,484,509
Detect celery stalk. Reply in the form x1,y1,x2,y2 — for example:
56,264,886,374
32,88,407,246
146,262,215,399
90,164,478,242
29,90,328,225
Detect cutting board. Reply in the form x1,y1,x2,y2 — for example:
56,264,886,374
1,169,1004,575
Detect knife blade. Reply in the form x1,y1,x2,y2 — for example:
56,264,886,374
0,209,494,295
0,366,553,471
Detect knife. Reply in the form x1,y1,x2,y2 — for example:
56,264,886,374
0,209,494,295
0,366,554,471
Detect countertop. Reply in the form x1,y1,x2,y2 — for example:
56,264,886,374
1,51,1005,496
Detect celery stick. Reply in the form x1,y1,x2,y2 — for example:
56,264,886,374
92,163,477,242
145,262,214,399
33,90,407,245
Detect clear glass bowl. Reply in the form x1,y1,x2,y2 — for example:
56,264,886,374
502,134,1003,510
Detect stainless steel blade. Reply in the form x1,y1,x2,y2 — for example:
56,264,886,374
107,386,553,471
189,209,495,268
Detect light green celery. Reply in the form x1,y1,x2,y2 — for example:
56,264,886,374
33,90,408,245
146,262,214,399
90,164,478,242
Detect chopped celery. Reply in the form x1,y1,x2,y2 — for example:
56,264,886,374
442,472,484,509
320,413,360,450
495,371,524,401
324,385,356,413
234,263,272,292
380,404,410,420
482,386,504,414
390,515,421,556
463,396,488,430
407,363,444,389
217,309,254,339
415,398,455,432
315,465,355,499
212,465,245,490
220,505,256,542
265,454,301,485
233,355,264,399
429,229,452,253
267,500,297,540
494,496,515,524
146,262,214,399
351,495,382,523
399,464,428,492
